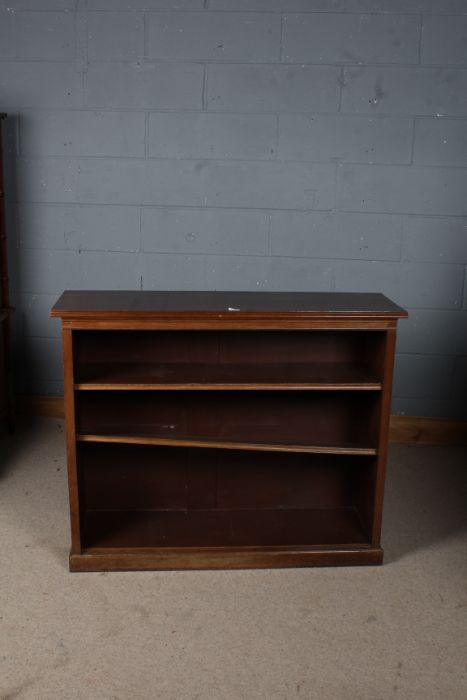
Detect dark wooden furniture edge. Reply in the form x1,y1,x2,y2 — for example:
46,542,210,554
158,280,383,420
50,290,408,320
70,546,384,571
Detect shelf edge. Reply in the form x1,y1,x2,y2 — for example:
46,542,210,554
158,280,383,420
74,382,383,391
76,433,378,456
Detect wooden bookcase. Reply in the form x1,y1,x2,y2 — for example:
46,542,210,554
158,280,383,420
51,291,407,572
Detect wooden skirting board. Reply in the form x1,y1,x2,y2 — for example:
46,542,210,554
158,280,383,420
14,394,467,446
388,415,467,446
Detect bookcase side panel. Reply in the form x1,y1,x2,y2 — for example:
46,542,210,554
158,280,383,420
372,327,398,547
63,327,82,554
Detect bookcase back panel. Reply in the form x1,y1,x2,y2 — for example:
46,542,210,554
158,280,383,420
79,443,375,549
74,330,386,379
83,508,369,549
76,390,379,449
79,442,375,512
80,443,215,511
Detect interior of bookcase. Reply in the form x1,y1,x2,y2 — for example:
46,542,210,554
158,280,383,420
75,389,380,452
73,329,386,388
78,443,376,550
66,323,394,562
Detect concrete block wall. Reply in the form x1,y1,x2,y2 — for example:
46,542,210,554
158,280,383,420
1,0,467,417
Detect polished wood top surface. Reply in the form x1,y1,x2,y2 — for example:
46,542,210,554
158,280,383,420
51,291,407,319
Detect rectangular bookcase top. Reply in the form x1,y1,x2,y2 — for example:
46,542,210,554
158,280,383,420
51,290,407,319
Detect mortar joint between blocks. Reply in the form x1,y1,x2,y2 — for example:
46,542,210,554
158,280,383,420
202,65,208,111
417,13,423,65
279,13,285,63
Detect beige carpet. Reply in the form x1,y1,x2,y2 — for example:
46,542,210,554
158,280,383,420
1,417,466,700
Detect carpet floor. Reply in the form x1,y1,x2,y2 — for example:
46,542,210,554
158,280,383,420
0,417,466,700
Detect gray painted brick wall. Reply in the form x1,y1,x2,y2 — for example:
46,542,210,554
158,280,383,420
1,0,467,417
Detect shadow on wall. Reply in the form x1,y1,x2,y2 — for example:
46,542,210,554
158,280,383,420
2,115,18,295
2,115,20,378
1,115,65,398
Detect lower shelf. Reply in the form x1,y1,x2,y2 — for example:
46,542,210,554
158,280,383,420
82,507,370,549
75,443,380,571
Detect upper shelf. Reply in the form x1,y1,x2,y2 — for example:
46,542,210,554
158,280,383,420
74,361,382,391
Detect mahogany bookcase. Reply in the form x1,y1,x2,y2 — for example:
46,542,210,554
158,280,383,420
51,291,407,572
